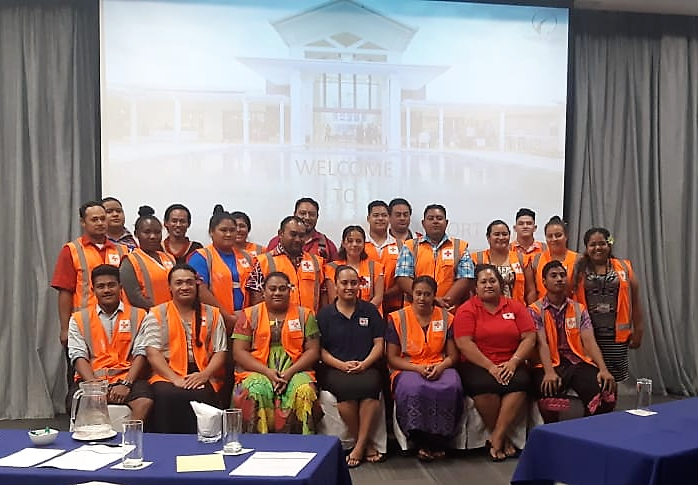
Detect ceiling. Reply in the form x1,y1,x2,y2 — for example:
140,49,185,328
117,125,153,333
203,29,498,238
574,0,698,16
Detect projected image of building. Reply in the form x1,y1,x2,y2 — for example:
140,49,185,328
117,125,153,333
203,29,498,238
105,0,565,158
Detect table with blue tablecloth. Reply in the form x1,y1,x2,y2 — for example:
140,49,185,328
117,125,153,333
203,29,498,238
512,398,698,485
0,430,352,485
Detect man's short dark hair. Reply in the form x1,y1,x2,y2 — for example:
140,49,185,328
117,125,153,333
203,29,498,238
79,201,104,219
542,260,566,279
279,215,305,232
367,200,389,215
91,264,120,285
516,208,536,221
388,198,412,215
294,197,319,213
423,204,447,219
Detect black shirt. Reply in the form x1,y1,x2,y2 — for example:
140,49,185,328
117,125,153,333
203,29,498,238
317,300,385,362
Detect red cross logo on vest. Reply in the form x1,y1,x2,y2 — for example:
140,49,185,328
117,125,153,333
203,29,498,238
301,261,313,272
442,248,454,260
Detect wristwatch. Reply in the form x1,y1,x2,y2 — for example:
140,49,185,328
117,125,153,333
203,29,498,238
118,379,133,389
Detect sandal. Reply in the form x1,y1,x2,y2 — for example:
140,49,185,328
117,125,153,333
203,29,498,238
365,452,387,463
346,454,363,469
486,441,506,462
504,440,521,458
417,448,434,462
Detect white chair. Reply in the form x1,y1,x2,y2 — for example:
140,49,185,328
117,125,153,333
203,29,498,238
108,404,132,432
317,390,387,454
393,398,542,451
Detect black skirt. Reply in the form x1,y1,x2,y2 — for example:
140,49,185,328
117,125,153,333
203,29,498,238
317,365,382,402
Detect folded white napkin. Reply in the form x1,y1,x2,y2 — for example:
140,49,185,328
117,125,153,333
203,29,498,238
190,401,223,435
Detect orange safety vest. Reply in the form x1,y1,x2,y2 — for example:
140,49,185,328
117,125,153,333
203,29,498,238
365,240,401,310
530,250,580,299
125,248,175,306
388,306,453,384
67,238,128,311
258,252,324,312
325,259,383,303
148,302,225,391
243,242,265,258
235,303,314,384
471,249,527,304
72,303,146,383
572,258,634,343
194,245,254,313
529,299,594,367
404,237,468,297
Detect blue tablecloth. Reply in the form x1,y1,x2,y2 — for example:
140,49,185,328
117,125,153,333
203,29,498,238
512,398,698,485
0,430,352,485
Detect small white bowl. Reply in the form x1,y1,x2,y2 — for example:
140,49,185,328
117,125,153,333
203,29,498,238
28,428,59,446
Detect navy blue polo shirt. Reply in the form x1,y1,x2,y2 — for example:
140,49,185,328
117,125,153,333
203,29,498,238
317,300,385,362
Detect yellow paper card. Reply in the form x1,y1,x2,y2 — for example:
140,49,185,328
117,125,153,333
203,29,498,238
176,453,226,472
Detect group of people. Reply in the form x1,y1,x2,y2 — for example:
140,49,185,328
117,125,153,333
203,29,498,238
51,196,644,466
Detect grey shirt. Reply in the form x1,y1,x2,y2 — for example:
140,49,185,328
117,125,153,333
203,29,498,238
68,302,147,365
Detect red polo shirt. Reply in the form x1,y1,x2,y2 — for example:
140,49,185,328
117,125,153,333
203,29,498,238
453,296,535,364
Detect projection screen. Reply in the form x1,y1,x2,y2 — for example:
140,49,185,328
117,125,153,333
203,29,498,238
100,0,569,248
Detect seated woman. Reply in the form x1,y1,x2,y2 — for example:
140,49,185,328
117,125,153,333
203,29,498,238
230,211,265,257
317,265,386,468
325,225,385,311
386,276,463,462
531,260,616,422
162,204,203,264
120,206,176,309
141,263,227,433
471,219,527,304
454,264,536,461
232,271,321,434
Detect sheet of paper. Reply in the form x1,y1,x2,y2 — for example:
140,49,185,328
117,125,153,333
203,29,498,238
176,453,226,472
626,409,658,416
0,448,66,468
229,451,316,477
38,444,125,471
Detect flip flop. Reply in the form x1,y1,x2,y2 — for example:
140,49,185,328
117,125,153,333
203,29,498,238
346,454,363,469
365,452,387,463
417,448,434,463
486,441,506,462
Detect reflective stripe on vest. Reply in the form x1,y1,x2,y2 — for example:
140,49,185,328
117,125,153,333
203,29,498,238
249,305,307,347
410,237,463,271
80,305,140,379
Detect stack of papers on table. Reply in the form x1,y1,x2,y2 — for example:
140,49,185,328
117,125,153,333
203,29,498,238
38,445,125,471
230,452,316,477
0,448,66,467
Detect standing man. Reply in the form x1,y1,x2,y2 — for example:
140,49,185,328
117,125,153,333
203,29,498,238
395,204,474,310
249,216,326,312
52,201,129,401
387,198,417,246
68,265,154,422
511,208,547,256
267,197,339,261
102,197,138,250
364,200,402,314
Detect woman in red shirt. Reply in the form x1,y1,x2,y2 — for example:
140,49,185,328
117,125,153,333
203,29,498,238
454,264,536,462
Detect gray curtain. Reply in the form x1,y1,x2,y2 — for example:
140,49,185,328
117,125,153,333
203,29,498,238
566,10,698,396
0,0,100,418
